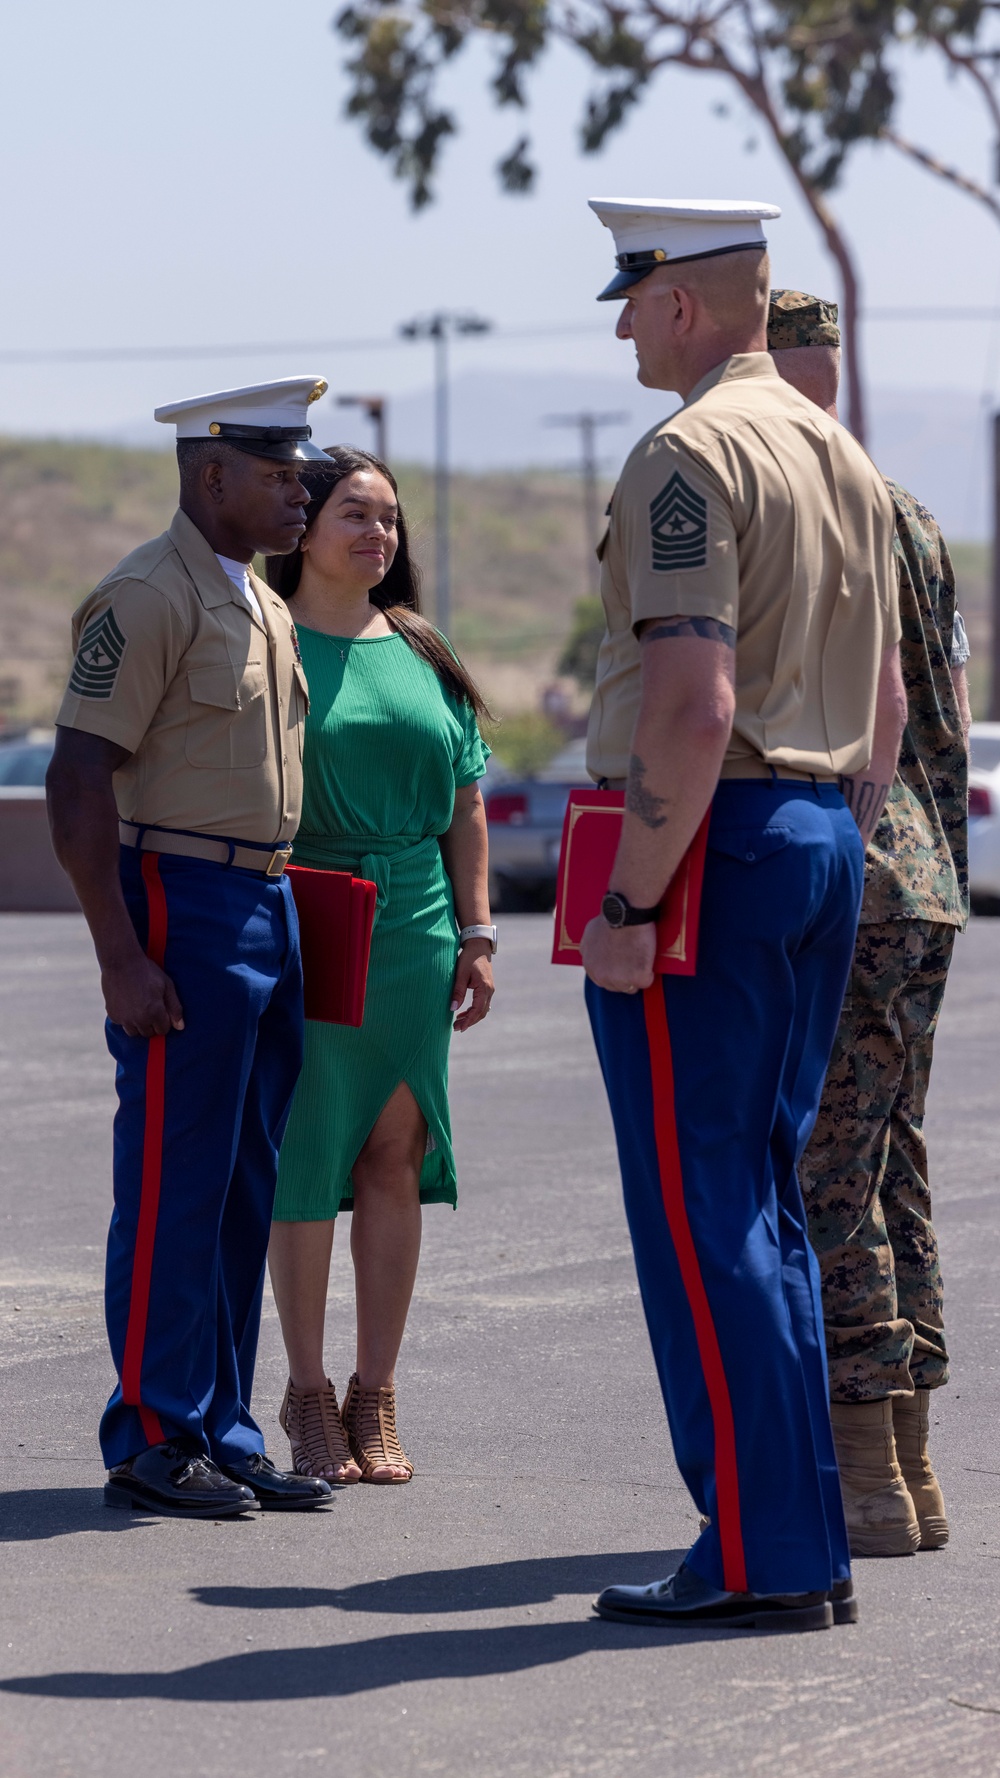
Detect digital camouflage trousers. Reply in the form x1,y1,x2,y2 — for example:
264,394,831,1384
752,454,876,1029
799,919,955,1402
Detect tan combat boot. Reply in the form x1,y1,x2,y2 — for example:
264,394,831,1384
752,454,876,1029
893,1388,949,1550
830,1400,920,1557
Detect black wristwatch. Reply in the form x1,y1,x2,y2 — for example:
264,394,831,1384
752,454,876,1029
601,890,663,929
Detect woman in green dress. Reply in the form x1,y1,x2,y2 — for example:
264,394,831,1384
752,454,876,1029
265,447,495,1485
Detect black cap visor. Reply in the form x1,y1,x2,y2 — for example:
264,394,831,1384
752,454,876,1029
596,238,768,301
203,421,331,465
597,264,658,301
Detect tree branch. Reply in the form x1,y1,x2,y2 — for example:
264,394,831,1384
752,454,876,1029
932,34,1000,136
881,125,1000,224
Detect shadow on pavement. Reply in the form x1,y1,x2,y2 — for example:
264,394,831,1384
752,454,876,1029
0,1614,746,1701
190,1549,684,1616
0,1488,155,1542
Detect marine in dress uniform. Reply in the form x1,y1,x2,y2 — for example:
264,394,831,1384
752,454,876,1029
769,293,971,1558
579,202,905,1631
47,378,334,1517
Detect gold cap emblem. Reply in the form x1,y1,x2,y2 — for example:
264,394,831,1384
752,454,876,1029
307,380,328,404
209,421,221,435
653,249,667,262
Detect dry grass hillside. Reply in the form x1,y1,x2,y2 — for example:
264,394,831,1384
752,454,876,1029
0,437,990,741
0,440,605,739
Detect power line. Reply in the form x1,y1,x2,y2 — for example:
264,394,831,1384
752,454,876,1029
0,321,600,368
864,307,1000,320
0,309,992,368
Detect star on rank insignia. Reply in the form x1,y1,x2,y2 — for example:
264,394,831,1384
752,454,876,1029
650,472,708,571
68,608,127,699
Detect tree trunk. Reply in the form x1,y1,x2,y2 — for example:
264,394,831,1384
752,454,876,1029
733,69,867,442
813,200,865,446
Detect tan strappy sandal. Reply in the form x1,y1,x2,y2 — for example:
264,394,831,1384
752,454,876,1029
279,1377,361,1484
341,1372,414,1484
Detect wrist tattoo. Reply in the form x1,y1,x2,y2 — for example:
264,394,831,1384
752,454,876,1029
641,616,736,647
839,774,889,839
626,753,668,830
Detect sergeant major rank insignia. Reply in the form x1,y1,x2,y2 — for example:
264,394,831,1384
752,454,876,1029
650,471,708,571
69,608,127,700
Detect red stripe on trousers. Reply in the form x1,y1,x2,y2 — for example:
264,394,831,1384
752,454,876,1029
643,981,748,1594
120,852,168,1447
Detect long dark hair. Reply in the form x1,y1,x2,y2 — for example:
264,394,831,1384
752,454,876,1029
265,445,491,720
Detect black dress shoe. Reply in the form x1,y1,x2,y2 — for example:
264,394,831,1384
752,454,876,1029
593,1560,833,1633
216,1452,333,1510
105,1438,259,1518
830,1576,859,1624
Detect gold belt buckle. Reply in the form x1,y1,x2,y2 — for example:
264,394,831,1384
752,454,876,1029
265,846,292,878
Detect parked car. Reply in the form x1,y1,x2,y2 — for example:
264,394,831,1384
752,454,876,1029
0,729,55,786
484,737,591,912
0,729,78,911
968,720,1000,913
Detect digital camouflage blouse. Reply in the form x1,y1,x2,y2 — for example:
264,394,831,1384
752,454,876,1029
860,480,968,927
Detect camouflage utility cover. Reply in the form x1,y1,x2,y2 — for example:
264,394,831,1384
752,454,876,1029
861,482,968,926
767,289,840,349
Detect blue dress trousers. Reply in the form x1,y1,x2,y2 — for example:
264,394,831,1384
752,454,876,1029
586,780,863,1596
99,846,304,1469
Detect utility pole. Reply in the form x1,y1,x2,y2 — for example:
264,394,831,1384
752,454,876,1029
543,411,629,595
399,311,492,635
336,394,387,462
992,412,1000,718
982,412,989,718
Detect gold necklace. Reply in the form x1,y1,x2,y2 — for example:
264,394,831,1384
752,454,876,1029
340,606,380,661
336,611,379,668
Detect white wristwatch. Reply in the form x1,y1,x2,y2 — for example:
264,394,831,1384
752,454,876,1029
459,923,498,954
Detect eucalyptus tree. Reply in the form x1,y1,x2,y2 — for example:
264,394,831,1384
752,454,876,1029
333,0,991,441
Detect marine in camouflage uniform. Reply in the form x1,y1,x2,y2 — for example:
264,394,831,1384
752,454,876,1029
770,291,971,1556
801,484,968,1405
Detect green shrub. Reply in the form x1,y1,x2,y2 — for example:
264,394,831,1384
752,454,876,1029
486,711,564,777
558,596,605,690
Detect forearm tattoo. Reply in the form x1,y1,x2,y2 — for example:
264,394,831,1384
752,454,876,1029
641,616,736,647
839,774,889,840
626,753,668,830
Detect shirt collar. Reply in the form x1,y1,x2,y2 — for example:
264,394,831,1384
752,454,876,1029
168,509,268,632
684,351,778,409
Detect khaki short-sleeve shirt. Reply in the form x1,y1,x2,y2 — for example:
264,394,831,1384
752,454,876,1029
586,354,900,783
56,509,309,844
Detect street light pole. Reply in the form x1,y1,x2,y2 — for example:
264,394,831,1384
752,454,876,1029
543,411,629,595
433,322,449,637
400,311,492,636
336,394,387,462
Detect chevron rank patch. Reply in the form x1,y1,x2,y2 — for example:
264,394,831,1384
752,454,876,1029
69,608,127,699
650,472,708,571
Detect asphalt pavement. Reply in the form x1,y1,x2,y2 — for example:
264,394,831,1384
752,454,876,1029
2,910,1000,1777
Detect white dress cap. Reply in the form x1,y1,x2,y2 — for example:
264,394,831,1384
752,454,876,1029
589,198,781,301
154,375,331,463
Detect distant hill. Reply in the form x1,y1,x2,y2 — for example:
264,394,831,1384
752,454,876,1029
0,433,988,729
108,370,997,543
0,439,608,728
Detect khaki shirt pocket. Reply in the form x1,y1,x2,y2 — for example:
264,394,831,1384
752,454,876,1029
185,660,268,769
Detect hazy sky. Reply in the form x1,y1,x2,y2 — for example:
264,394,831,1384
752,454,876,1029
2,0,999,440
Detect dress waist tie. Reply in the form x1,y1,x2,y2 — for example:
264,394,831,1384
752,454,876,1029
290,832,442,926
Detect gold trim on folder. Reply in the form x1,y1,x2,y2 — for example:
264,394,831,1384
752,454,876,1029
555,797,693,965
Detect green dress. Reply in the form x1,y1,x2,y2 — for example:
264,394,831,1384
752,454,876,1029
273,627,490,1221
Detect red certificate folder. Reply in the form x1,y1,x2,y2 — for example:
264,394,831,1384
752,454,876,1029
551,791,710,974
286,865,377,1027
